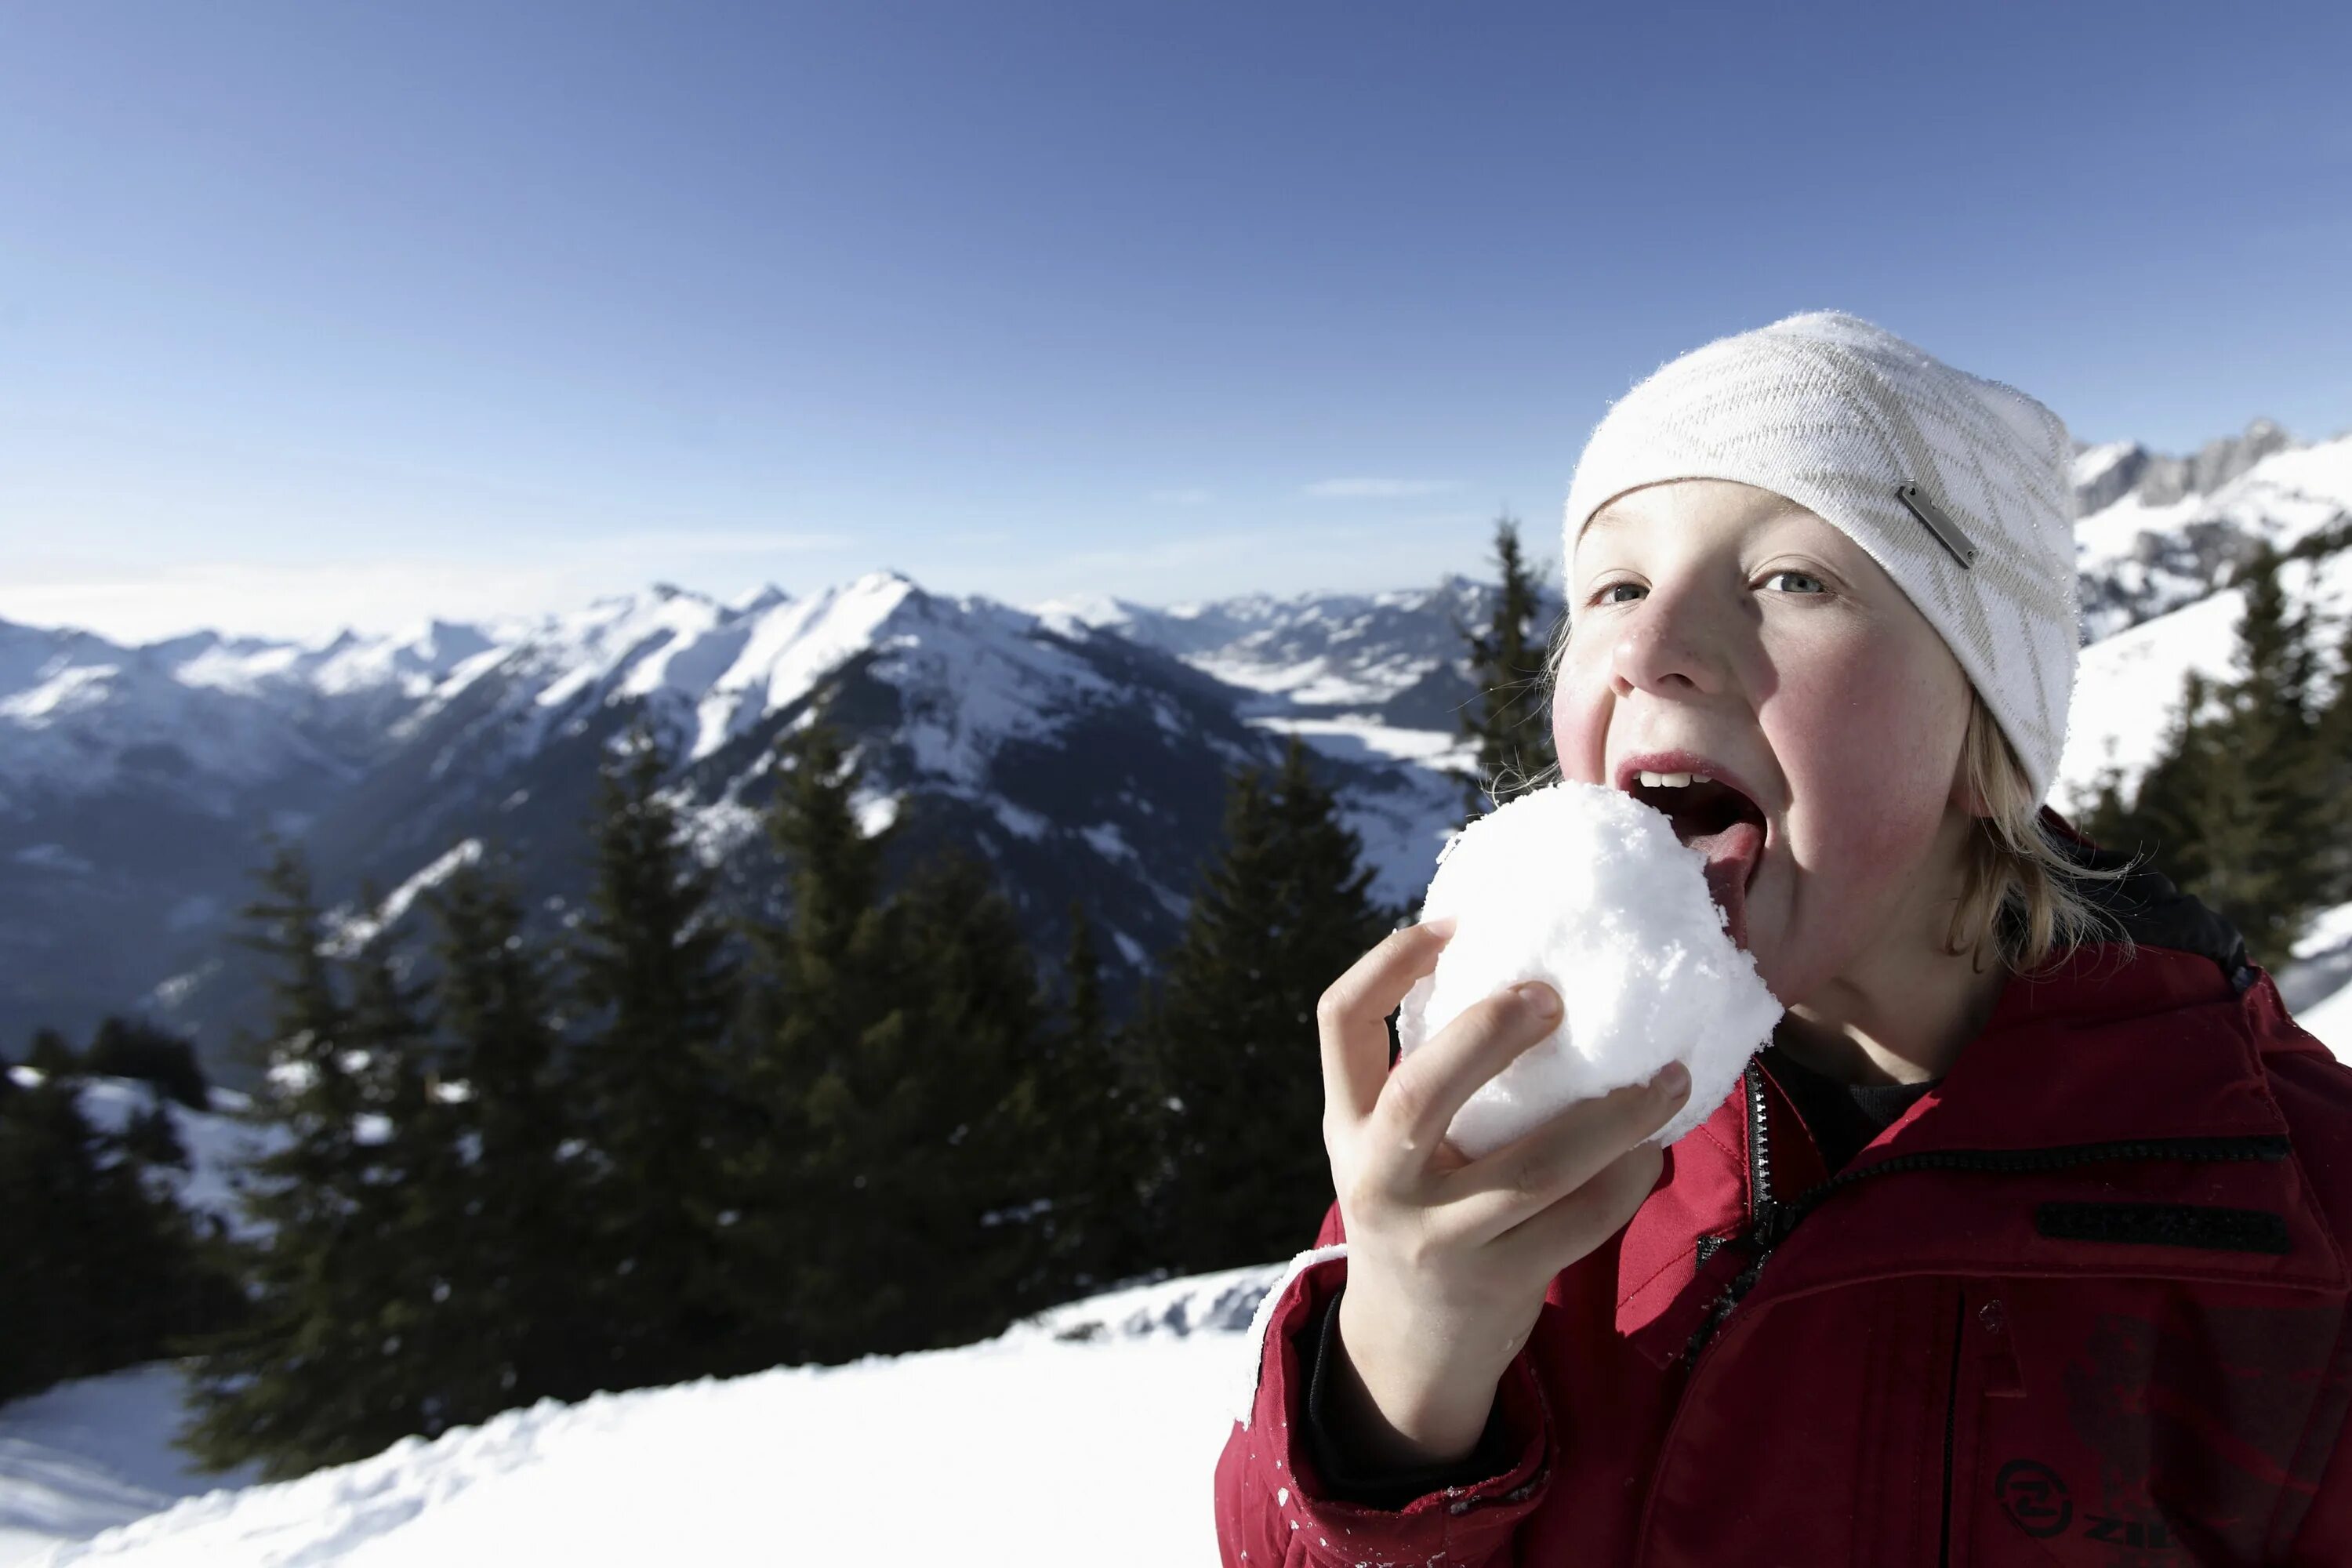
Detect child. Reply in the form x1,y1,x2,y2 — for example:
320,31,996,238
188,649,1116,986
1215,312,2352,1565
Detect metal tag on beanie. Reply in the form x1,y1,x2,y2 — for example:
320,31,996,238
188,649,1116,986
1895,482,1978,569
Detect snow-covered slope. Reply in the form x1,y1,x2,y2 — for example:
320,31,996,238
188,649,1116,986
2073,425,2352,640
0,619,503,811
140,571,1460,1069
2,1067,282,1246
0,1367,255,1567
60,1076,279,1239
0,616,514,1057
7,1265,1288,1567
2056,520,2352,811
1044,576,1515,728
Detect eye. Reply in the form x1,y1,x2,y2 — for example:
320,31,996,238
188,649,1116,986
1592,581,1646,606
1762,569,1827,595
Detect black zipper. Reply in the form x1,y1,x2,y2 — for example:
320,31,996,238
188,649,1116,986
1936,1290,1965,1568
1683,1065,2290,1359
1682,1062,1779,1359
1744,1057,1776,1229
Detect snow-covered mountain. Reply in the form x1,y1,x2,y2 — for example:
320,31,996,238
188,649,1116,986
0,619,506,1065
2072,420,2350,640
1,571,1462,1072
1039,575,1516,729
2057,430,2352,807
4,421,2347,1073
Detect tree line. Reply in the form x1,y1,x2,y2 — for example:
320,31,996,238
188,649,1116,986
0,522,1561,1479
0,1018,244,1406
2080,536,2352,971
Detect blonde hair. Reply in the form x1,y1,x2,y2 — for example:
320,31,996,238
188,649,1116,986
1947,691,2128,973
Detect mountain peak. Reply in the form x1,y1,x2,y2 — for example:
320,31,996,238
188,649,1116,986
729,583,789,617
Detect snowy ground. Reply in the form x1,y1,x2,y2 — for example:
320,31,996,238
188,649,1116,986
15,953,2352,1565
0,1368,256,1566
2,1267,1283,1566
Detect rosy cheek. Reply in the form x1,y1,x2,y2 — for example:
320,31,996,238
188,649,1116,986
1787,653,1954,842
1549,660,1609,786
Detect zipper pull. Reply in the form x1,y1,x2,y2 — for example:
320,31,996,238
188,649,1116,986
1977,1295,2024,1399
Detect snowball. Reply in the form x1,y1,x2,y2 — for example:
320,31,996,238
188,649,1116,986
1395,781,1782,1156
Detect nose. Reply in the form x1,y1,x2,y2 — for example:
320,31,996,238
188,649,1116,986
1609,580,1730,699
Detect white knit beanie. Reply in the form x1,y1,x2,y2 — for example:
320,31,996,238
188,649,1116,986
1562,310,2078,800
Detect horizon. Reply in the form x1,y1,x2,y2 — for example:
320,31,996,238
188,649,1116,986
5,3,2349,644
9,412,2332,648
0,558,1531,652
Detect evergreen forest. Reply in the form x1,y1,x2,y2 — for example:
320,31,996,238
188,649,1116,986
5,520,2347,1479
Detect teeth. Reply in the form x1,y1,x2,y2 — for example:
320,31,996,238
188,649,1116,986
1636,770,1695,789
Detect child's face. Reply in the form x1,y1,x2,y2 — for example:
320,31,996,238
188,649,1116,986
1553,478,1976,1004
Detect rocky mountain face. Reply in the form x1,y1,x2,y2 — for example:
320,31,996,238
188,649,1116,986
2071,420,2347,640
3,422,2344,1073
2071,419,2296,517
1,573,1463,1073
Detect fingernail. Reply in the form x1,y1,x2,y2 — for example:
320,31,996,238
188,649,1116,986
1513,982,1562,1020
1420,916,1457,939
1657,1062,1690,1098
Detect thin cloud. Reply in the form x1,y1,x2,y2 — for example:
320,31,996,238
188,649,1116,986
1303,477,1460,499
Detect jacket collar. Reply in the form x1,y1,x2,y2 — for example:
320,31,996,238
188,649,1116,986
1613,942,2349,1363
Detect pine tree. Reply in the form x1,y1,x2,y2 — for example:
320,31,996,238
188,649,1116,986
1141,739,1390,1274
422,861,600,1414
569,730,747,1387
728,721,890,1366
0,1059,238,1405
2217,551,2332,967
337,924,474,1444
878,851,1059,1338
2075,552,2335,971
1026,902,1150,1296
182,849,419,1475
120,1090,191,1167
26,1026,78,1079
734,723,1068,1362
2316,615,2352,906
1461,514,1559,815
84,1016,210,1109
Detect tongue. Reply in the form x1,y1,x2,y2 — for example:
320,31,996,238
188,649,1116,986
1682,820,1765,949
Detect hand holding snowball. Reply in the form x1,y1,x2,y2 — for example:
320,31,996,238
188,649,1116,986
1317,920,1693,1472
1397,783,1783,1156
1318,783,1782,1470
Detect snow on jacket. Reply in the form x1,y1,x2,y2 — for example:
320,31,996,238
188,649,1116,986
1214,864,2352,1566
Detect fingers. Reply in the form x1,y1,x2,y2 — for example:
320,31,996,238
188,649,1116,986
1374,982,1563,1155
1437,1064,1690,1241
1490,1142,1667,1272
1318,920,1453,1127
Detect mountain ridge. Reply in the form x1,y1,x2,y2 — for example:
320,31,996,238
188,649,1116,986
4,423,2347,1068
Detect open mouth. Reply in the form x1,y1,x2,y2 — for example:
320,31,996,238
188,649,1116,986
1616,758,1769,949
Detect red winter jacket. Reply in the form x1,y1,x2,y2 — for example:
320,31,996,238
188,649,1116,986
1215,891,2352,1565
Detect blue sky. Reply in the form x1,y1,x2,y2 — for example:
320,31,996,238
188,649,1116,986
2,2,2347,641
